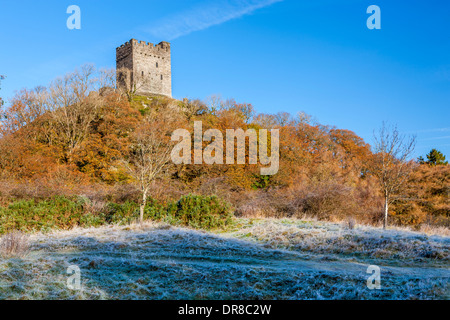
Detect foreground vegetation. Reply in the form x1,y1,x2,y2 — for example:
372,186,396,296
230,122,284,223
0,195,233,234
0,219,448,300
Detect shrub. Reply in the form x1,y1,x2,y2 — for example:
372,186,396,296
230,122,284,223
0,196,120,233
294,183,356,221
104,199,169,225
390,201,427,227
0,231,29,258
0,194,233,234
104,201,139,225
0,196,86,233
167,194,233,230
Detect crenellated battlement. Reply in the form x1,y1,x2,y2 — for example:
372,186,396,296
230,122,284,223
116,39,172,98
116,39,170,56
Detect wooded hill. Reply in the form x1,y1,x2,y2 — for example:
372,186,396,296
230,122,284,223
0,65,448,229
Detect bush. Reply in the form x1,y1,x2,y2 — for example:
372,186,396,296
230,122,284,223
167,194,233,230
0,194,234,234
294,183,357,221
390,201,427,227
0,196,85,233
104,201,140,225
0,231,29,258
0,196,112,233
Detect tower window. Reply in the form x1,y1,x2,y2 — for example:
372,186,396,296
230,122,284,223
156,62,159,68
141,71,144,77
161,75,163,80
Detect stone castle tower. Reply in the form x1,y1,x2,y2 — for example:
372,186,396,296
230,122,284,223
116,39,172,98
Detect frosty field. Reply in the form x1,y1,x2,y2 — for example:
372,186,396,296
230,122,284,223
0,219,449,300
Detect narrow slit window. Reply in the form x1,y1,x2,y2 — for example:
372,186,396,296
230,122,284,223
156,62,159,68
161,75,163,80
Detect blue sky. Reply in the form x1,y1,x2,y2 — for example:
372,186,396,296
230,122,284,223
0,0,449,159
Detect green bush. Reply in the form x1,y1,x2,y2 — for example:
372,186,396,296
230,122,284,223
105,201,139,225
0,196,87,233
104,199,165,224
0,194,233,234
167,194,233,230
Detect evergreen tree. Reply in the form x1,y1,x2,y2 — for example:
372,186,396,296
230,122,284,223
425,149,448,165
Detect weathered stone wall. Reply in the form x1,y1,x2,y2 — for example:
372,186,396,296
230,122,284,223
116,39,172,98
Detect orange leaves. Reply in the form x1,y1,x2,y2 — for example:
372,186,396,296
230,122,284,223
0,88,141,183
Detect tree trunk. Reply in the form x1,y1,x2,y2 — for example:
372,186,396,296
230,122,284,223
140,190,147,225
383,194,389,230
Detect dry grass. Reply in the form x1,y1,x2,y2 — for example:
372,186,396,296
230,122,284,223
0,231,29,258
418,224,450,237
343,217,356,230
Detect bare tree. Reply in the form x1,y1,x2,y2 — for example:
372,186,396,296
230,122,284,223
48,64,104,161
96,68,116,91
0,75,5,107
116,67,152,102
180,98,208,121
370,123,416,229
205,95,236,115
122,115,174,224
275,112,293,127
0,65,113,151
0,86,50,137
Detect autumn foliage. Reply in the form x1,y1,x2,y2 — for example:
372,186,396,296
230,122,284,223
0,65,448,229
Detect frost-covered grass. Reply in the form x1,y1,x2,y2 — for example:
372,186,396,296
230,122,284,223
0,219,448,300
228,219,450,268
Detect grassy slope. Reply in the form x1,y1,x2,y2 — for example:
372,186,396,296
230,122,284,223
0,219,448,300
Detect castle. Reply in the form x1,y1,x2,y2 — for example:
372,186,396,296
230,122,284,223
116,39,172,98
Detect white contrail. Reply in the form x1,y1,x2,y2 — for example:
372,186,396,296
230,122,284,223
405,127,450,134
144,0,283,40
419,135,450,141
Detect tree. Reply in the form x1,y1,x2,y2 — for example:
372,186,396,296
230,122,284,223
425,149,448,166
122,114,174,224
96,68,116,91
1,86,51,137
370,123,416,229
179,98,208,121
0,75,5,107
48,64,105,162
116,67,151,102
